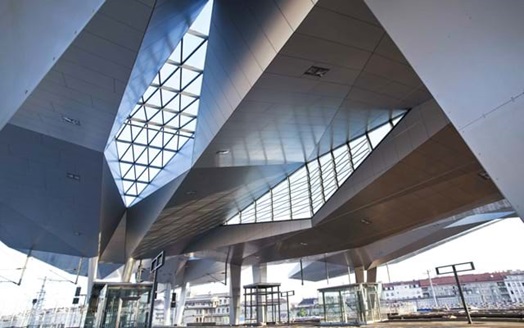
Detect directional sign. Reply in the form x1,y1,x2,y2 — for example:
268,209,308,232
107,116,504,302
150,251,165,272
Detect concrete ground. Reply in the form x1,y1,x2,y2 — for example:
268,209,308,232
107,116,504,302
367,321,524,328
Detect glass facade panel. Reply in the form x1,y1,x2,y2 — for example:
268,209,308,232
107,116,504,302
224,113,406,225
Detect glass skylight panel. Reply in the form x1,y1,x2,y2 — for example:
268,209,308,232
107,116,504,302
115,1,213,206
225,113,406,225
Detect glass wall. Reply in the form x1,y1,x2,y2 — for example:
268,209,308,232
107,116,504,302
84,283,153,328
319,283,383,325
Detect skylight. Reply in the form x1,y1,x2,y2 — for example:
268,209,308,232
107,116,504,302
225,113,406,224
114,1,213,206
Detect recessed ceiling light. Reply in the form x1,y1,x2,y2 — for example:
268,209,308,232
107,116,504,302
304,65,330,78
66,172,81,181
360,219,371,225
216,149,230,155
62,115,81,126
478,171,491,180
300,242,308,246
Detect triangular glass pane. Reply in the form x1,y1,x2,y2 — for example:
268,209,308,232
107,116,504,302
135,165,149,182
122,165,136,180
163,111,179,126
392,115,403,126
132,144,146,160
368,123,392,148
164,68,181,91
135,148,149,166
136,182,148,195
182,34,204,62
180,115,193,128
165,135,180,151
148,167,161,180
150,131,164,148
119,162,133,178
124,196,136,206
146,89,162,107
148,147,161,165
169,42,183,63
132,107,147,121
184,119,197,132
184,74,203,95
159,64,177,85
129,124,141,142
163,150,176,166
183,99,199,116
151,151,163,167
117,124,132,142
185,43,208,69
142,85,158,102
134,128,148,146
122,180,134,193
181,69,200,89
178,135,190,149
116,141,130,157
163,133,177,149
180,94,196,109
145,106,159,121
161,88,178,107
149,110,164,125
121,147,134,163
164,94,180,112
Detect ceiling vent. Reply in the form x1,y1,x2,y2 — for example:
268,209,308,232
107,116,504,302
62,115,81,126
304,66,330,77
66,172,81,181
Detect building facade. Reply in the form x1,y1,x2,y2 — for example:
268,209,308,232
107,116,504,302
183,293,230,325
381,271,522,310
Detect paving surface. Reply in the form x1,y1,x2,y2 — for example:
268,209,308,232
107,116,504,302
367,322,524,328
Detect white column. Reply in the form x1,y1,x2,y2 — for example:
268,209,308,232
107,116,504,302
122,257,135,282
354,266,365,284
367,267,377,283
175,282,190,326
87,257,99,300
252,263,267,324
229,265,242,325
252,263,267,283
164,283,172,326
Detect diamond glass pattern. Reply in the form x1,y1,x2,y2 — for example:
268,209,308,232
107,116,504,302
115,1,213,206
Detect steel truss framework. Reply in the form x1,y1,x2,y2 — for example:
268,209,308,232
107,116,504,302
226,114,405,225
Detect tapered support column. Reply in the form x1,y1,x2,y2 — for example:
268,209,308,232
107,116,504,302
87,257,98,300
252,263,267,324
164,283,172,326
175,282,189,326
354,266,365,284
367,267,377,283
122,258,135,282
252,263,267,283
229,264,241,325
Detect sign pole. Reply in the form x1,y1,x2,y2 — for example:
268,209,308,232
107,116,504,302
435,261,474,325
148,251,165,328
452,266,472,324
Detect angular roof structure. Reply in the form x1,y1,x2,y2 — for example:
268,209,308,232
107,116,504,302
1,0,523,287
